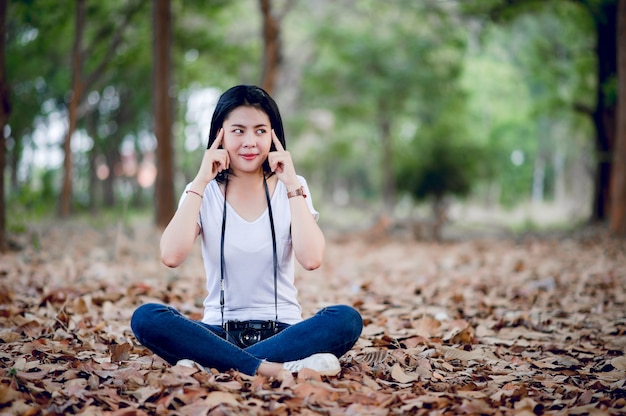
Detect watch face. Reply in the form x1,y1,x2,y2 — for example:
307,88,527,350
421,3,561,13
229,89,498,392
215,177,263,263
288,187,306,199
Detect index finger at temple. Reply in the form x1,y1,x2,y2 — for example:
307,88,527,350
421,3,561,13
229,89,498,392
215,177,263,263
272,129,284,151
209,128,224,150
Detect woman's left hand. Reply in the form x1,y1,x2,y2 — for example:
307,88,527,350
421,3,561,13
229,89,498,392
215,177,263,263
268,129,300,189
269,132,324,269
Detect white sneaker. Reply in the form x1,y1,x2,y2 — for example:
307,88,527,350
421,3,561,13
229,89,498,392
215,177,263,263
176,359,197,368
176,359,207,372
282,353,341,376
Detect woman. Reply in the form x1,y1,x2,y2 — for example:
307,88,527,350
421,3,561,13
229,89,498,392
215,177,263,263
131,85,362,377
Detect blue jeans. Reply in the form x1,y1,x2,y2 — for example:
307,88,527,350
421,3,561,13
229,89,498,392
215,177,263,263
130,303,363,376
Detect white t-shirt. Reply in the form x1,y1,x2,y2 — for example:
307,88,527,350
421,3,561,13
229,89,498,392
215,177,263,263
181,175,318,325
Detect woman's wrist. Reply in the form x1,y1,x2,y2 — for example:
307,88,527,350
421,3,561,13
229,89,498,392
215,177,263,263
285,179,304,196
283,177,301,192
186,189,203,199
287,186,306,199
189,178,209,196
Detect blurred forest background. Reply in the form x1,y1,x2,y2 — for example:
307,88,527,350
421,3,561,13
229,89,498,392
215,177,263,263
1,0,625,248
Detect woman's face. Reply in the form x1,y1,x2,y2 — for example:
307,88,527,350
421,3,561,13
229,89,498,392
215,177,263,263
222,105,272,175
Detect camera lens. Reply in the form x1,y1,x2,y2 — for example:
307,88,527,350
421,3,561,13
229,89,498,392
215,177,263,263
239,329,261,346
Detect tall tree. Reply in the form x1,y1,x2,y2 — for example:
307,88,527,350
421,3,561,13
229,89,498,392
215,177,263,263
59,0,146,217
582,0,617,223
611,0,626,235
259,0,291,94
4,1,72,199
469,0,619,223
154,0,175,228
0,0,9,252
60,0,86,217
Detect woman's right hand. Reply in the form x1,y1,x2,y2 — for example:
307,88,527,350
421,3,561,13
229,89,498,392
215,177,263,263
197,128,229,183
161,129,228,268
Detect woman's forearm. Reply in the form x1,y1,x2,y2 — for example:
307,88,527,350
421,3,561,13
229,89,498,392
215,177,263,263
289,195,325,270
160,186,204,268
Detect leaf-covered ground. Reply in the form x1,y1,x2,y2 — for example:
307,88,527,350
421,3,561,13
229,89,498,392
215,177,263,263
1,221,625,415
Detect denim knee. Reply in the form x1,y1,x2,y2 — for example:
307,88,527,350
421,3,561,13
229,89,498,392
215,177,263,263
130,303,163,342
338,304,363,342
320,304,363,343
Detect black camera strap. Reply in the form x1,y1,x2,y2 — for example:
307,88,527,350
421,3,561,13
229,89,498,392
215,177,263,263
220,175,278,327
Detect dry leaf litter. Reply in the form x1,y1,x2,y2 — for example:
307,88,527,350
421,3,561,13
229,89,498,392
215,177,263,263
0,221,625,415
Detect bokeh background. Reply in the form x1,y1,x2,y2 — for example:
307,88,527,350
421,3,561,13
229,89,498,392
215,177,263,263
2,0,624,241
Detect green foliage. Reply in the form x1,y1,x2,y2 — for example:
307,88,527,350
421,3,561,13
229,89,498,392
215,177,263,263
5,0,259,212
3,0,605,224
299,0,470,202
460,0,596,207
395,132,486,203
6,168,60,233
175,1,261,89
461,45,536,206
6,0,73,177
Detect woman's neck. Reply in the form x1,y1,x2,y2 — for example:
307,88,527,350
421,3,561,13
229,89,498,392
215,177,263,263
227,169,266,188
224,170,274,222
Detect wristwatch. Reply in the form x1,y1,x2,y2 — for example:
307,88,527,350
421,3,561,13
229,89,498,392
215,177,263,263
287,186,306,199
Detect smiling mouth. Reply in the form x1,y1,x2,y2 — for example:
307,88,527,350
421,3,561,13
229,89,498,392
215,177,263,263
240,154,258,160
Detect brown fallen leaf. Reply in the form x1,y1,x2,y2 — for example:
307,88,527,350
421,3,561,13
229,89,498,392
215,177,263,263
203,391,241,408
438,345,498,362
412,316,442,338
0,384,20,405
442,319,475,344
390,363,419,383
296,368,323,382
293,382,334,402
109,342,132,362
110,409,151,416
611,356,626,370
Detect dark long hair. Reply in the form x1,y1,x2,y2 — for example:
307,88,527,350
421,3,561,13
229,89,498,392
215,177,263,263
206,85,286,183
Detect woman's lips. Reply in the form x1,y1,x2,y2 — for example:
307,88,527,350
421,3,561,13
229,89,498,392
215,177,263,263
240,153,258,161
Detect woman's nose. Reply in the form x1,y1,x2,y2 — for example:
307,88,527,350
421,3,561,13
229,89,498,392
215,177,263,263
241,132,256,147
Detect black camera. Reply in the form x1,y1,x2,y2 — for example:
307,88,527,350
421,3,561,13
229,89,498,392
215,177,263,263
224,320,278,348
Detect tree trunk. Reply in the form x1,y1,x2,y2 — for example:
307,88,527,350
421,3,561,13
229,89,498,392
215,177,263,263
588,0,617,222
610,0,626,235
378,107,395,211
0,0,9,252
59,0,86,218
103,148,117,207
59,0,145,217
153,0,175,228
86,113,99,213
259,0,281,94
431,196,448,242
9,137,18,191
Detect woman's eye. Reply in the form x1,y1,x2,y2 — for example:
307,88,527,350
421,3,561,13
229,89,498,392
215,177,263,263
233,128,243,134
256,129,267,135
